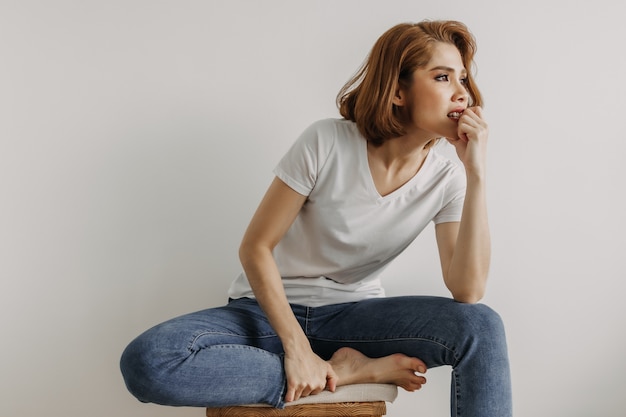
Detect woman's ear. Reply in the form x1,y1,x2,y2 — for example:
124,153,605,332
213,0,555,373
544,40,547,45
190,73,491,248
392,88,406,107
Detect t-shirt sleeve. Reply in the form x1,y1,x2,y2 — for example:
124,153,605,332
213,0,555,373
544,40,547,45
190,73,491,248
432,166,466,224
273,119,335,196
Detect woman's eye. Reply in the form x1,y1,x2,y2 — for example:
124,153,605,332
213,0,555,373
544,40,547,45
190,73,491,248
435,74,449,81
460,77,468,85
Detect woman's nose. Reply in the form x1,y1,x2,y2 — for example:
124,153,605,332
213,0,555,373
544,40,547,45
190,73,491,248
453,83,468,102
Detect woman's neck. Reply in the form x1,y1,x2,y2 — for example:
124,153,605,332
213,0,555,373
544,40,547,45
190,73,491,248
366,136,432,196
368,134,432,169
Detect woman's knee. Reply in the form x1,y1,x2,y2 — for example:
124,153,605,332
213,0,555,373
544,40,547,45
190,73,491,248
119,324,185,403
464,303,505,335
449,302,508,354
120,332,157,402
429,300,505,342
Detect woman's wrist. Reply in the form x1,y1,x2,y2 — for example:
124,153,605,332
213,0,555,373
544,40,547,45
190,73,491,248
465,166,487,185
280,330,311,354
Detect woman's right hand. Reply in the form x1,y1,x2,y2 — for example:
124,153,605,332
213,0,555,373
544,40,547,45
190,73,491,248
283,345,338,402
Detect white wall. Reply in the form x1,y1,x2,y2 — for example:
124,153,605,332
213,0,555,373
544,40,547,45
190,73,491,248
1,1,624,416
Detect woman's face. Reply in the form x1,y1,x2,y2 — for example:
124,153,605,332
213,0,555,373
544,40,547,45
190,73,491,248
395,42,469,141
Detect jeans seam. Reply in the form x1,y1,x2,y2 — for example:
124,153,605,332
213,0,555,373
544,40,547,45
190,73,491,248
309,335,456,354
452,370,460,417
273,354,287,409
304,306,311,336
188,331,278,352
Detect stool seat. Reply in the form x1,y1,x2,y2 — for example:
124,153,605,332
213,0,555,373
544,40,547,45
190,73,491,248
205,383,397,417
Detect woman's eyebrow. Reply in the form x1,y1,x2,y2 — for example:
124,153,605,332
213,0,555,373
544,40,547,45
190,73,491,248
428,65,467,75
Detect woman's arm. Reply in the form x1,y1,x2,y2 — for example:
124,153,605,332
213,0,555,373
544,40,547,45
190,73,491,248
435,178,490,303
238,177,338,402
436,106,491,303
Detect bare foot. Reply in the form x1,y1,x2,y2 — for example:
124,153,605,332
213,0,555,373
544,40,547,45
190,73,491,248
327,347,427,392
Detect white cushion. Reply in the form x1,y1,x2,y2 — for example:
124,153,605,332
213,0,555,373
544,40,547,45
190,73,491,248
286,383,398,406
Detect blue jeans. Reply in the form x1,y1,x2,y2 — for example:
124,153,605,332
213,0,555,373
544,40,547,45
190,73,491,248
120,296,512,416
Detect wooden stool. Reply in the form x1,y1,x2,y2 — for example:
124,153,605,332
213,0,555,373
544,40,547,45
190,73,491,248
205,383,397,417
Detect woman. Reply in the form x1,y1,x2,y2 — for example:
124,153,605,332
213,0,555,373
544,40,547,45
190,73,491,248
121,20,512,417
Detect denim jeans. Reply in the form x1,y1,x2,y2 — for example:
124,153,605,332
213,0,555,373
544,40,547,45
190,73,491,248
120,296,512,416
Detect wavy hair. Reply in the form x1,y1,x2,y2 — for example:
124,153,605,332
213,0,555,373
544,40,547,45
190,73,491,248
337,20,483,146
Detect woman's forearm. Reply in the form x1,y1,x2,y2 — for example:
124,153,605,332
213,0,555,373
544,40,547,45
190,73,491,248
239,244,310,351
445,173,491,303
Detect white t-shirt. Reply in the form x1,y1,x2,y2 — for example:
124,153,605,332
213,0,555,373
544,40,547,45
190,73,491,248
228,118,466,307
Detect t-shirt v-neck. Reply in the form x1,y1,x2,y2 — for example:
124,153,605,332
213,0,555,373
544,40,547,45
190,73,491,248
361,140,433,202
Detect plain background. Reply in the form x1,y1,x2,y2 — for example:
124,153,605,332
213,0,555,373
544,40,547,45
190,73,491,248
1,1,625,416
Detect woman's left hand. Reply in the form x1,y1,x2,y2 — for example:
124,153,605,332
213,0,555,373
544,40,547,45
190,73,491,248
445,106,488,177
